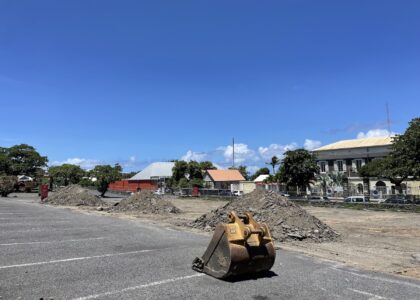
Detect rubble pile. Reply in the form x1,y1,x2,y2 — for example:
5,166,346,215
188,190,339,242
112,190,181,214
43,185,106,207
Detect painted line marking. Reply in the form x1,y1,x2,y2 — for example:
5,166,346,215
329,265,420,290
0,237,106,246
72,273,205,300
0,249,152,269
348,288,393,299
0,221,71,225
0,224,126,233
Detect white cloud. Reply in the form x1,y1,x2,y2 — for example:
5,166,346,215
258,143,298,161
356,129,396,139
181,150,207,162
218,143,258,164
303,139,322,150
50,158,100,170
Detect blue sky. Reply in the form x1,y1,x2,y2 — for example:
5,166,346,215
1,0,419,173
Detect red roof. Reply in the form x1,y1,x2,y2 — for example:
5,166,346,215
206,169,245,182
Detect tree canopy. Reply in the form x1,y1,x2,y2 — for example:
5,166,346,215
171,160,217,188
358,117,420,190
277,149,319,189
388,117,420,179
91,164,122,197
0,144,48,177
48,164,86,186
250,167,270,181
266,156,280,175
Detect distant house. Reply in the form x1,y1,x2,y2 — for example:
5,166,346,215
253,174,270,183
204,169,245,190
109,162,174,193
17,175,33,182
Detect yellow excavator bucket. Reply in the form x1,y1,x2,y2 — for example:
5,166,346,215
192,211,276,279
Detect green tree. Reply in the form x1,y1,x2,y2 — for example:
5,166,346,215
6,144,48,177
266,156,280,175
317,173,332,196
358,118,420,193
0,147,11,175
0,176,17,197
91,164,122,197
237,165,249,180
178,177,190,188
172,160,189,182
277,149,319,193
328,171,347,188
188,161,203,180
48,164,86,186
190,178,204,188
388,117,420,180
199,161,217,171
250,167,270,181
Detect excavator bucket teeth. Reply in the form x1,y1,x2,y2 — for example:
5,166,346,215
192,211,276,279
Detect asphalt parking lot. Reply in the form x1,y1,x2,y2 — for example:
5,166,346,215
1,196,420,299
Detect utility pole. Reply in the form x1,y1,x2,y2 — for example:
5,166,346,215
232,137,235,169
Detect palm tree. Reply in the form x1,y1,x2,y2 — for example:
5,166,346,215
266,156,280,175
328,171,346,188
317,174,332,196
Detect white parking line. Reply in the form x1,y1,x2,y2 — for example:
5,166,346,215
72,273,205,300
0,237,106,246
0,249,153,269
0,224,126,233
330,266,420,290
348,288,393,299
0,221,71,225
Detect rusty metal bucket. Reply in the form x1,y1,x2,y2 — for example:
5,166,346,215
192,211,276,279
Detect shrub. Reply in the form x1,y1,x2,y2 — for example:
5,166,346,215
0,176,17,197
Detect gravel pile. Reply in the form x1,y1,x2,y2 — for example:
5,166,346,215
188,190,339,242
43,185,106,207
112,190,181,214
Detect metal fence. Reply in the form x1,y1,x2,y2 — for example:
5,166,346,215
177,188,233,197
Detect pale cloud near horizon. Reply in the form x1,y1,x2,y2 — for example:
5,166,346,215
218,143,259,164
356,129,396,139
258,143,298,161
50,158,101,170
303,139,322,150
181,150,207,162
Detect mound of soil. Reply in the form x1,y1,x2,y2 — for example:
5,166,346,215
112,190,181,214
44,185,106,207
188,190,339,242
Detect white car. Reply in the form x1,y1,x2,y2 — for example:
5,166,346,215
232,191,243,196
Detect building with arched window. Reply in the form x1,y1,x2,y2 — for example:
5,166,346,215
312,136,419,197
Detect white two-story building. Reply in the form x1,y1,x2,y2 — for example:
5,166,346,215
312,136,419,197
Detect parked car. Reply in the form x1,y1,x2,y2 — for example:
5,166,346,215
232,190,243,196
345,196,370,203
307,196,329,201
384,195,411,204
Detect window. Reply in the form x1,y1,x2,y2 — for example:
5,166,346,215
355,159,363,171
320,162,326,173
337,160,344,172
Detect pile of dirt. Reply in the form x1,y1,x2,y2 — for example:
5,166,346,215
188,190,339,242
43,185,106,207
112,190,181,214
